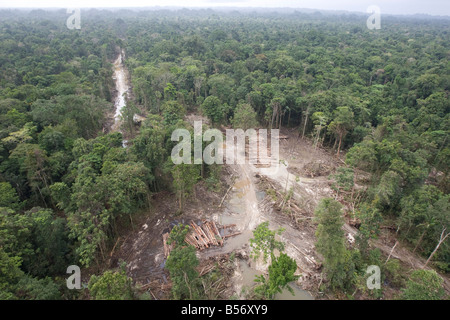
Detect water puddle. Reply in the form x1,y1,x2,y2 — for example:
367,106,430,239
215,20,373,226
275,283,314,300
256,190,266,202
232,178,250,199
236,259,313,300
238,259,262,289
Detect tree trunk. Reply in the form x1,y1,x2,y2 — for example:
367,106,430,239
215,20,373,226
201,162,204,179
302,109,309,139
424,228,449,268
336,133,343,157
413,229,427,253
279,108,283,130
385,241,398,264
129,213,134,230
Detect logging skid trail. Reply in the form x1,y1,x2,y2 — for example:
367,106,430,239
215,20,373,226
112,117,449,299
111,49,129,133
196,125,322,298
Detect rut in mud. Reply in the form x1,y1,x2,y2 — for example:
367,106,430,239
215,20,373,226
111,49,130,135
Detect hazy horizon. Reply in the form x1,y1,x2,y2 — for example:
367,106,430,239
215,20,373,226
0,0,448,17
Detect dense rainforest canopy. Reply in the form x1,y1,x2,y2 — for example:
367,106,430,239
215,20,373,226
0,8,448,300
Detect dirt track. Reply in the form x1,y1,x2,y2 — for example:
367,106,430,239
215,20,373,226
112,120,449,299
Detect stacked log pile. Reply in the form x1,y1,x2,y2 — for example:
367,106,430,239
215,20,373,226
186,220,223,250
163,220,241,257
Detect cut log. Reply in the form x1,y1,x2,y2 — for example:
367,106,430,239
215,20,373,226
223,231,242,239
211,221,223,246
207,222,220,246
219,184,233,208
110,237,121,257
385,241,398,264
185,235,199,249
222,224,236,229
190,221,210,248
202,222,218,246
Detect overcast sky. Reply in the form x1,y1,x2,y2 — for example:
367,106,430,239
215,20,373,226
0,0,448,16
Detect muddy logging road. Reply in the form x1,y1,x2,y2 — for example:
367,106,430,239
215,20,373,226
112,110,327,299
110,49,130,146
109,55,449,298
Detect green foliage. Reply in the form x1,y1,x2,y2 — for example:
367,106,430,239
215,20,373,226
249,221,285,262
401,269,446,300
164,220,201,300
254,253,299,300
88,270,135,300
0,8,449,300
0,247,61,300
130,115,167,182
384,259,405,288
162,101,186,126
312,111,328,147
355,204,382,259
231,103,259,130
374,170,403,212
15,275,61,300
164,82,177,101
38,127,66,153
53,133,153,267
0,247,23,300
328,106,354,155
0,207,34,267
25,207,71,277
168,224,190,247
315,198,355,290
345,139,377,172
399,185,449,264
201,95,226,125
31,95,110,139
120,99,139,136
167,161,200,212
165,245,200,300
330,167,354,193
0,182,20,209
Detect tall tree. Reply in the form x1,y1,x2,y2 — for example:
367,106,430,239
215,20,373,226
254,253,299,300
314,198,349,289
249,221,285,262
401,269,445,300
328,107,354,157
